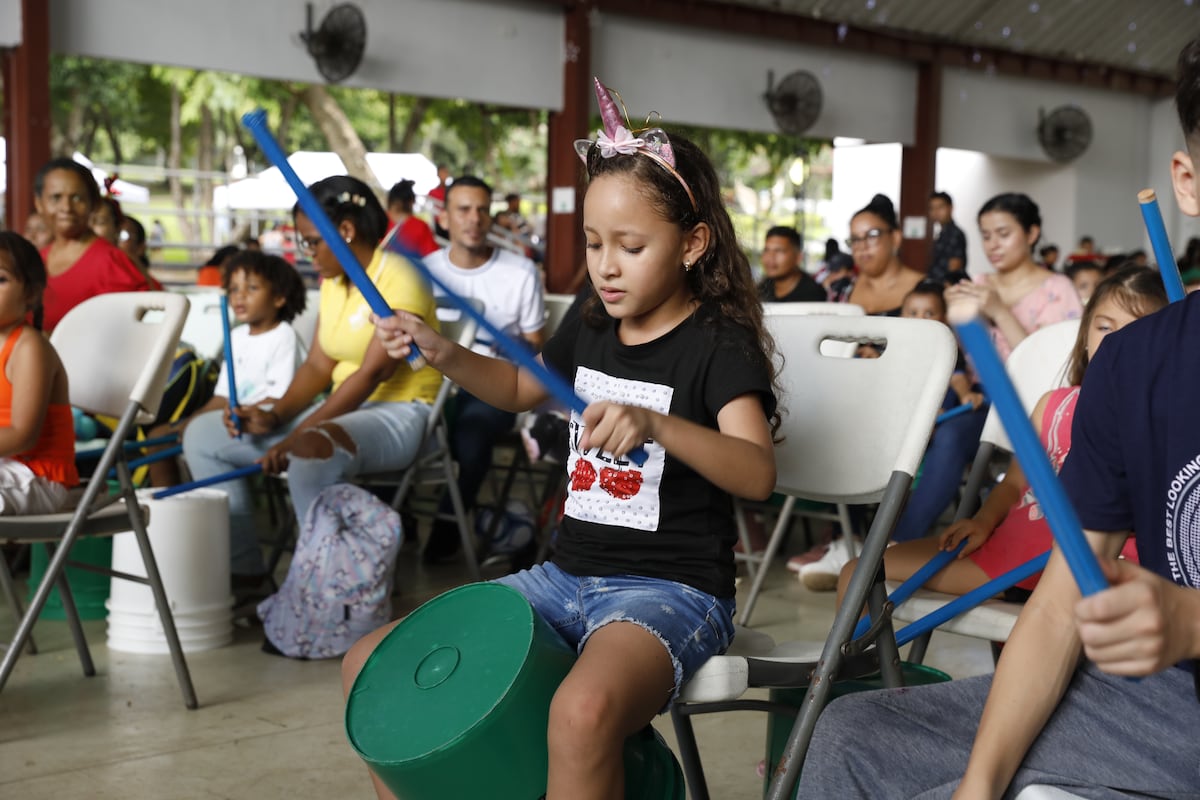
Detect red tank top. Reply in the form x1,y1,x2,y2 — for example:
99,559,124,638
0,326,79,487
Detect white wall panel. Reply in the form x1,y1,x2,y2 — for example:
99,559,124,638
594,14,916,144
50,0,564,109
941,68,1164,256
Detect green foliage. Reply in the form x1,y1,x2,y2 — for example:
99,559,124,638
45,55,833,262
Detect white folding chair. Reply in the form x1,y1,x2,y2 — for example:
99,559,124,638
893,319,1080,662
671,314,957,800
0,292,198,709
173,288,228,360
737,302,864,623
542,292,576,338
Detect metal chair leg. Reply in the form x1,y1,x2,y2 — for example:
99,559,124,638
437,428,480,582
764,471,912,799
670,705,711,800
0,511,96,694
0,550,36,655
739,495,796,626
49,548,95,677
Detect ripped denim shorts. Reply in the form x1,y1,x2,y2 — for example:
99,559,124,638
495,561,736,706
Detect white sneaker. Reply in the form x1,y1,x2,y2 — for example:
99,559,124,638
798,538,858,592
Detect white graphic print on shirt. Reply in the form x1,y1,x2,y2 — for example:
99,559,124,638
563,366,669,532
1165,454,1200,587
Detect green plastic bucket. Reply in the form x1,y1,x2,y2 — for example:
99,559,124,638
26,538,112,621
623,725,686,799
346,583,574,799
345,583,685,799
763,662,951,797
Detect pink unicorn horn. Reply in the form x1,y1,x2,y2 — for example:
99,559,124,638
593,77,625,136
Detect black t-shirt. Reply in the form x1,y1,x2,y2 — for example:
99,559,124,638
758,273,827,303
1059,294,1200,672
541,307,776,598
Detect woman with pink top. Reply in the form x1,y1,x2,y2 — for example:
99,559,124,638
946,192,1082,361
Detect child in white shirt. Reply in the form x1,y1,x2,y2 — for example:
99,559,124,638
148,252,307,486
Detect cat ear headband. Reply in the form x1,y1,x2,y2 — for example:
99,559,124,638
574,77,697,212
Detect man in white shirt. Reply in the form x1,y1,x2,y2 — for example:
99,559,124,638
422,175,545,562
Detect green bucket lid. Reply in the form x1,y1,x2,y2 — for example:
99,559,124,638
346,583,575,800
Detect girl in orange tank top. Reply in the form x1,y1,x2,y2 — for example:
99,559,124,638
0,233,78,515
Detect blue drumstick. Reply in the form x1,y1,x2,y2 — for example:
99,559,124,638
109,445,184,477
220,293,241,435
380,235,650,468
1138,189,1185,303
151,464,264,500
893,551,1050,647
951,311,1107,597
852,540,967,640
76,433,180,461
240,109,425,370
935,402,977,426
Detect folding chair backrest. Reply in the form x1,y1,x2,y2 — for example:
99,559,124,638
174,289,227,360
761,301,864,317
980,319,1080,452
765,312,957,504
762,302,864,357
427,298,482,418
51,292,190,425
543,293,576,340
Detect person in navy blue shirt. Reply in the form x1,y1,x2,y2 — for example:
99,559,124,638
797,38,1200,799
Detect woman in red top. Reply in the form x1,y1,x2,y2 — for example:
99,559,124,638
0,233,78,514
34,158,150,332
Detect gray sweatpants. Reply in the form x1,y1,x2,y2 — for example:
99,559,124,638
797,662,1200,799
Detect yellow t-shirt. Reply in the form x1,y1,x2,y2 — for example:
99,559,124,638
318,248,441,404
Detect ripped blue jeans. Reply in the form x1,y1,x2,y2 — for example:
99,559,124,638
182,401,430,576
496,561,736,706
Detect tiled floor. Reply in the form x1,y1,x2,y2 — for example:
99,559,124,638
0,527,996,800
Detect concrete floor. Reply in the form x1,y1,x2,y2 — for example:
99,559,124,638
0,523,996,800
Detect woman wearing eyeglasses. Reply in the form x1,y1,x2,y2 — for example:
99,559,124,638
831,194,924,314
182,175,443,598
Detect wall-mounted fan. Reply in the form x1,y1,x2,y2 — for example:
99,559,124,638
301,3,367,83
1038,106,1093,163
764,70,823,135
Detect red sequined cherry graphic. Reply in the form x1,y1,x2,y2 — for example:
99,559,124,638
599,467,643,500
570,459,597,491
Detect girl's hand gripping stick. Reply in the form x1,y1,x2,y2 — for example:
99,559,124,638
240,108,425,370
379,235,650,468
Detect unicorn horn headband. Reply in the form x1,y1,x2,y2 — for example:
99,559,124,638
574,77,697,212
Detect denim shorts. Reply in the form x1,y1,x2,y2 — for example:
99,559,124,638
495,561,736,706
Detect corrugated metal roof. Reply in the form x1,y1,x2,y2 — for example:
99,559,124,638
726,0,1198,77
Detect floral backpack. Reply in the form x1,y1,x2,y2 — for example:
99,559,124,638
258,483,402,659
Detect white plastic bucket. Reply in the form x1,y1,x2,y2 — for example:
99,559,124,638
107,488,234,654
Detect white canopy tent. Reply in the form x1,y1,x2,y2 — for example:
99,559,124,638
213,151,438,211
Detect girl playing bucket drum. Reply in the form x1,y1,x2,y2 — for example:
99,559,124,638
347,79,781,799
0,233,78,514
835,265,1167,606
